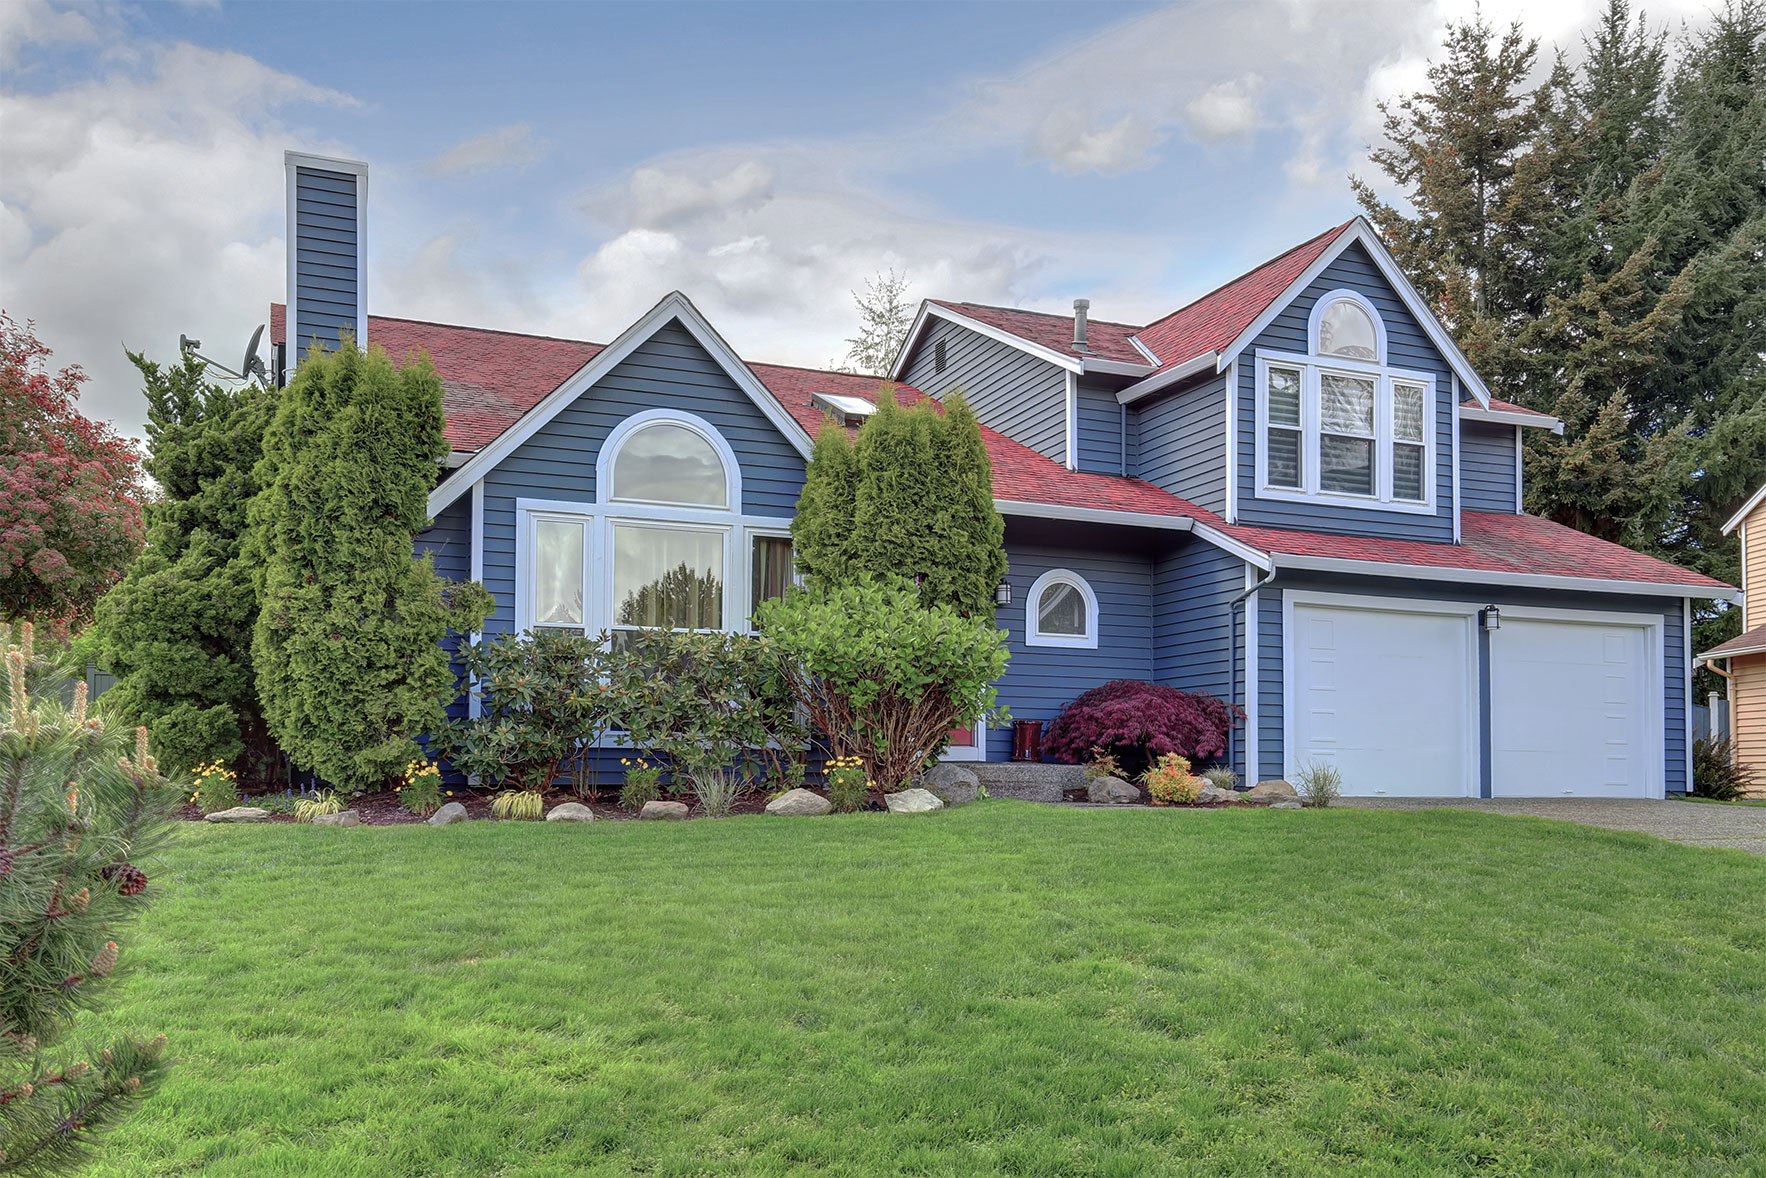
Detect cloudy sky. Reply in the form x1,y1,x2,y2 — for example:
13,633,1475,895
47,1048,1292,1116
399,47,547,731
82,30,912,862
0,0,1724,439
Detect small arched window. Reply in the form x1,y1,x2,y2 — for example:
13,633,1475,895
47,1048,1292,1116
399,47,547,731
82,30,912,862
609,420,730,507
1026,569,1099,649
1317,298,1378,360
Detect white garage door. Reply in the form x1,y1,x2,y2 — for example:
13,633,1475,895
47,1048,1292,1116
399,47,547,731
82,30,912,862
1289,602,1476,797
1490,618,1655,797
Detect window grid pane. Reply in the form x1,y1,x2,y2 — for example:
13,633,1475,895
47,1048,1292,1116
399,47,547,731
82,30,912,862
1393,443,1425,501
533,519,584,628
1320,373,1375,436
1394,382,1425,443
1267,426,1302,488
1267,366,1301,427
1320,435,1375,495
613,524,724,629
611,423,728,507
1036,583,1086,636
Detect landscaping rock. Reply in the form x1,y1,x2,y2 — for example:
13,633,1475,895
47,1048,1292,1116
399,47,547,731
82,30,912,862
428,802,469,826
1249,778,1299,800
885,788,945,814
1270,801,1304,810
1087,775,1140,804
640,800,690,821
312,809,359,827
765,788,832,816
204,806,269,823
1197,784,1236,804
921,764,980,805
545,802,596,822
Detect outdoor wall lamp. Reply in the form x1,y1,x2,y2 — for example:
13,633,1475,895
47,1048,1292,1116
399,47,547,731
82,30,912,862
1480,605,1502,630
995,579,1013,607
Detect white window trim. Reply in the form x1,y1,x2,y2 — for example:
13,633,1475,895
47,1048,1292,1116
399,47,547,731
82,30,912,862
1254,347,1438,515
595,407,742,511
1025,569,1100,649
742,524,797,632
1307,289,1387,364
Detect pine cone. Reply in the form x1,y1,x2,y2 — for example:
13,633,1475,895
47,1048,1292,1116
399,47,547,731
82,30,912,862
100,864,148,895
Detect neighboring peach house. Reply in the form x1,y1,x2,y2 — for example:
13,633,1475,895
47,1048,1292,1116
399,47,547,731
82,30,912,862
1697,482,1766,795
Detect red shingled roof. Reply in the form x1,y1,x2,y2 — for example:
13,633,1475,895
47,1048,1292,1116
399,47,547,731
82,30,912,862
924,301,1150,366
1133,221,1354,374
1218,510,1730,591
272,303,1728,594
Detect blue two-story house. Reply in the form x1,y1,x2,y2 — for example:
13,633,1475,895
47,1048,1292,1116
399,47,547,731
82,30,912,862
273,152,1736,798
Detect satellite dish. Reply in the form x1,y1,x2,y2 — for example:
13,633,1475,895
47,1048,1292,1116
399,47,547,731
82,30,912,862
241,324,267,383
180,333,201,355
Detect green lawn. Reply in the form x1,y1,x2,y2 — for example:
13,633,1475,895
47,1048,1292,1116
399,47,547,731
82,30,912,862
85,803,1764,1176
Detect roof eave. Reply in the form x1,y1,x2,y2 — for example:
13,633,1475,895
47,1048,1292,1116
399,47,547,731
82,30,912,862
1268,552,1738,602
1721,483,1766,535
1458,405,1565,435
1115,351,1222,405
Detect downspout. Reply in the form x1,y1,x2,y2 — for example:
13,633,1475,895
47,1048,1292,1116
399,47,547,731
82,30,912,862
1227,559,1278,778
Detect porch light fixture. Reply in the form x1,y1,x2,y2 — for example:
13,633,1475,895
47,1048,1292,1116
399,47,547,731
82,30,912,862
995,578,1012,608
1480,605,1501,630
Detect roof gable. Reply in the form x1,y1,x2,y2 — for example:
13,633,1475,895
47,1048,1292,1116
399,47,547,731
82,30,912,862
1723,483,1766,535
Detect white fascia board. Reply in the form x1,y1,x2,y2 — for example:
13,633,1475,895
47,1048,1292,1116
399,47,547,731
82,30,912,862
1697,641,1766,661
991,498,1273,570
1081,357,1155,377
428,291,816,516
888,301,938,381
285,150,369,176
1458,405,1565,434
1115,351,1220,404
442,451,472,468
1721,483,1766,535
911,303,1082,375
1127,334,1161,366
1268,551,1741,603
1219,219,1494,409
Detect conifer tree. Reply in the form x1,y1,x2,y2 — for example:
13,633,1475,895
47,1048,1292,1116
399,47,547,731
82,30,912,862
246,339,491,791
95,353,275,779
1,621,178,1174
792,388,1006,616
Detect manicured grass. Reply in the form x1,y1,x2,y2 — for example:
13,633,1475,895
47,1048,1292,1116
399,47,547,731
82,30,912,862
86,803,1764,1176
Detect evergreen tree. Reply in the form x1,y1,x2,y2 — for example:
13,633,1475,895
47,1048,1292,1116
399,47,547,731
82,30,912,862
246,339,491,791
792,388,1007,616
790,419,860,588
840,271,914,377
95,353,275,780
1,622,178,1174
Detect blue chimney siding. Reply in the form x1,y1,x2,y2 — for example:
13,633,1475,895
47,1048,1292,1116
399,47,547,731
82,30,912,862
286,154,367,357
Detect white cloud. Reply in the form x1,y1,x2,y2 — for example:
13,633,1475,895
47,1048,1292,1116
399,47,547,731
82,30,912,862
424,123,547,178
587,159,777,230
1185,75,1264,142
0,0,96,68
0,30,355,436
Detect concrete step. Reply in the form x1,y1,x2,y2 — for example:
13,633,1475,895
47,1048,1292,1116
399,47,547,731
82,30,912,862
970,761,1084,803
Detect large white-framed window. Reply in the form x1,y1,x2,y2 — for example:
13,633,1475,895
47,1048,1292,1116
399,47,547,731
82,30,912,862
1255,291,1436,514
1025,569,1099,649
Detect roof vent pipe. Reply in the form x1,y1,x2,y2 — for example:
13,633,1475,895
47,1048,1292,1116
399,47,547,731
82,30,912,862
1072,298,1091,353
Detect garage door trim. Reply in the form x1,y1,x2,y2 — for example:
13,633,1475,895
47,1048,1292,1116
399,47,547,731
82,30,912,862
1281,591,1482,795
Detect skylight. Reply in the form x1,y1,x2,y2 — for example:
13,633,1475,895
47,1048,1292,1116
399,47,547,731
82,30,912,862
812,392,878,425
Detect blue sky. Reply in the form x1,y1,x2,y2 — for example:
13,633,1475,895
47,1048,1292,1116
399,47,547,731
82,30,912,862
0,0,1718,435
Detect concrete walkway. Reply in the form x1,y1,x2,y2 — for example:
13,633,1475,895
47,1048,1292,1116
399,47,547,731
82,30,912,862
1339,797,1766,855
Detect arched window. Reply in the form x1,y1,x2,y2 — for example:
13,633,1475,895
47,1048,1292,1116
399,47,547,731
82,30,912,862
1025,569,1099,649
609,420,730,507
1317,298,1378,359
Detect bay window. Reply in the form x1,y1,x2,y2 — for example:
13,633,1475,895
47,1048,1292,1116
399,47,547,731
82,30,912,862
1255,291,1436,512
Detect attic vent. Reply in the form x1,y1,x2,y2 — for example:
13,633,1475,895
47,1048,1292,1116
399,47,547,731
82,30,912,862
934,339,947,373
812,392,877,428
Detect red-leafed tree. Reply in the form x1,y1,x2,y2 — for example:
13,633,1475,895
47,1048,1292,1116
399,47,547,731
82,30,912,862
0,314,146,625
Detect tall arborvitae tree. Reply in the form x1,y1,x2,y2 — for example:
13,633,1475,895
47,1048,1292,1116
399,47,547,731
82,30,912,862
1356,0,1766,660
792,388,1006,616
1,622,178,1174
247,340,491,791
96,354,275,780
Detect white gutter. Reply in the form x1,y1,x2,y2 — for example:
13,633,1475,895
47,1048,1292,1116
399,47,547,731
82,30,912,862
1115,351,1221,405
1267,552,1739,602
1458,405,1564,434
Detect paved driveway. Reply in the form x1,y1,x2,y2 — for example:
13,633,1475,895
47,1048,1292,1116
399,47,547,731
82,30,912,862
1339,797,1766,855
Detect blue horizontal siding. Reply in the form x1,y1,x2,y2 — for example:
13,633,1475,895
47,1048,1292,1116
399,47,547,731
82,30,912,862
291,164,359,354
1460,422,1519,513
478,319,807,639
901,316,1069,465
1236,241,1456,541
415,496,474,730
1254,574,1689,792
1153,539,1247,774
1133,371,1227,516
988,528,1155,760
1074,379,1122,474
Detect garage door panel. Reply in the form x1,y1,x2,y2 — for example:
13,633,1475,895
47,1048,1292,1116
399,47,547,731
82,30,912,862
1491,618,1652,798
1289,603,1474,797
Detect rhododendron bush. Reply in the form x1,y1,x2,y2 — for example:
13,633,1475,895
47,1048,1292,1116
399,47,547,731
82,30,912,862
1043,679,1240,773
